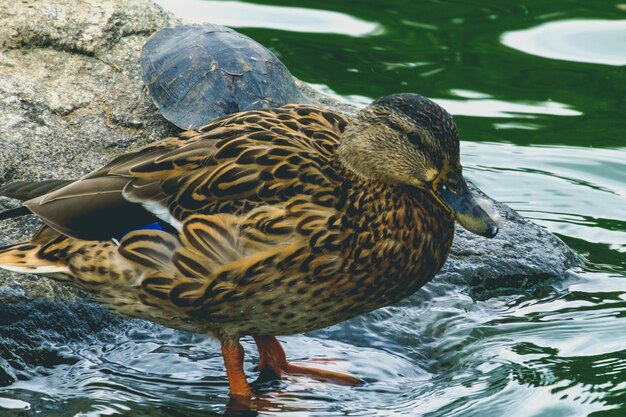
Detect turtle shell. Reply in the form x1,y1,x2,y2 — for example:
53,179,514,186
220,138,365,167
141,24,308,130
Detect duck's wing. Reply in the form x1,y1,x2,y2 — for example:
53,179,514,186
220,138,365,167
114,206,342,323
0,180,74,221
13,105,348,240
14,135,204,240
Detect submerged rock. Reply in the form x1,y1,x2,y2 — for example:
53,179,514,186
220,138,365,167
0,300,118,386
0,0,577,310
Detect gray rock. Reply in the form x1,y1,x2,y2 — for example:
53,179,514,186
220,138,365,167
0,0,577,306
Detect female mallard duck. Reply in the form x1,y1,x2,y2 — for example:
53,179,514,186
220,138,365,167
0,93,498,397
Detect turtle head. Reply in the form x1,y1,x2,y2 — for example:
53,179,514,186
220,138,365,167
338,93,499,238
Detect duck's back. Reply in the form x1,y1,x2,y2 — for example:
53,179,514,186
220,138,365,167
21,105,350,241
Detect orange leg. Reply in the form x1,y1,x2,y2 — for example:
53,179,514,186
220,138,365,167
221,340,252,397
253,335,361,385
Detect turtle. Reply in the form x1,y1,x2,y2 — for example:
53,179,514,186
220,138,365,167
141,23,308,130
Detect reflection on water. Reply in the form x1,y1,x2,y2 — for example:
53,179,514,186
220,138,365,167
154,0,381,36
2,0,626,415
501,20,626,66
436,89,582,118
307,85,584,119
0,397,29,411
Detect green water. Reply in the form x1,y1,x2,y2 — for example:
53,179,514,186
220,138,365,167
1,0,625,416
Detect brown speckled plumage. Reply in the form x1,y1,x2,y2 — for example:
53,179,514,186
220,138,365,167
0,93,497,397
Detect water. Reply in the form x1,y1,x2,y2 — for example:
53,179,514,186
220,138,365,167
1,0,625,415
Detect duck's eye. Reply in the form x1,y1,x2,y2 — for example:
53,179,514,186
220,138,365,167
407,132,422,146
447,176,460,193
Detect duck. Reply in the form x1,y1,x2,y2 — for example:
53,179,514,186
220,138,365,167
0,93,498,398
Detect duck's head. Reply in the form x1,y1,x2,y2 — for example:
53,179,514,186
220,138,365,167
338,93,499,238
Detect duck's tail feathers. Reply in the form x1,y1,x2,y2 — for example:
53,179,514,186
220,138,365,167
0,180,74,201
0,206,31,221
0,179,74,221
0,241,71,280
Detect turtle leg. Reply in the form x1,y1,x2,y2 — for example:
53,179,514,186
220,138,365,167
253,335,361,385
221,339,252,397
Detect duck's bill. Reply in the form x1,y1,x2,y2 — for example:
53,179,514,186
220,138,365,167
434,178,499,238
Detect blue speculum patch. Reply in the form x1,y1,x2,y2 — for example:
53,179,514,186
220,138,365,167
136,221,166,232
117,221,168,240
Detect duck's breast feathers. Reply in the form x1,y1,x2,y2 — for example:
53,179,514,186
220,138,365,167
24,105,349,240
